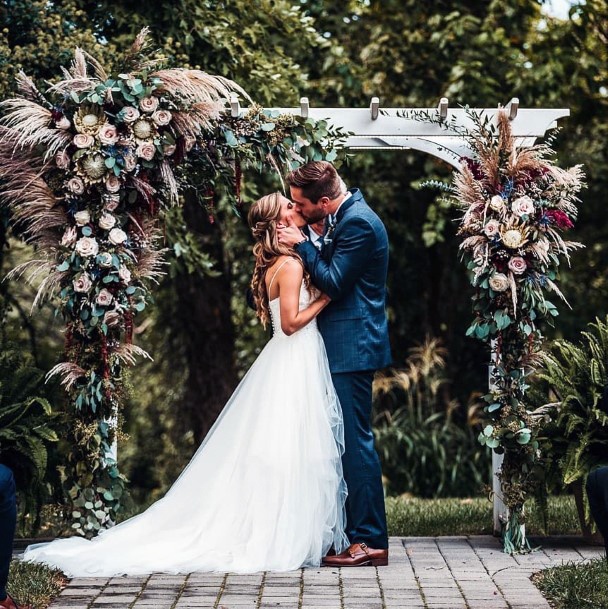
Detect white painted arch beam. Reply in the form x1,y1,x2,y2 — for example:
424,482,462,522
261,106,570,142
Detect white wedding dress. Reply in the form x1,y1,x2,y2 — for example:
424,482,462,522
24,278,348,576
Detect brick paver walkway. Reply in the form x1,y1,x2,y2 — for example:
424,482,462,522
42,536,604,609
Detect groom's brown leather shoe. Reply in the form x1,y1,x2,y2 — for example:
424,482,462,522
322,542,388,567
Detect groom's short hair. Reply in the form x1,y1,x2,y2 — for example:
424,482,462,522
287,161,343,204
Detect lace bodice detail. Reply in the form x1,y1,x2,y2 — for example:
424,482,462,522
269,282,318,338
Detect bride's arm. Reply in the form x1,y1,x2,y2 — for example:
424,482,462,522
277,259,330,336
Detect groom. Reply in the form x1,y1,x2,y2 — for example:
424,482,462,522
278,161,392,567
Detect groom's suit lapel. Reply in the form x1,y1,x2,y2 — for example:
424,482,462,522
320,189,363,261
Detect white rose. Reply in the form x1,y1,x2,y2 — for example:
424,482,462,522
73,133,94,148
136,141,156,161
105,174,121,193
118,265,132,283
56,150,70,169
67,177,85,195
98,123,118,145
489,273,509,292
74,210,90,226
120,106,140,123
489,195,504,212
508,256,527,275
511,196,535,217
483,219,500,238
99,212,117,231
108,227,127,245
96,288,114,306
97,252,113,267
139,96,159,113
61,226,78,246
55,116,71,130
103,195,120,212
73,273,92,293
75,236,99,257
152,109,172,126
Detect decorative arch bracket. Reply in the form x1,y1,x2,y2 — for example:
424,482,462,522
260,99,569,167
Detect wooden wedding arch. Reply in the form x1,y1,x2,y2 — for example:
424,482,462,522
242,95,570,535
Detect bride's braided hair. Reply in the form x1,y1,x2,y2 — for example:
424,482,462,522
248,192,309,327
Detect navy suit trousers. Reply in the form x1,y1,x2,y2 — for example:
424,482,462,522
586,466,608,556
0,465,16,599
332,371,388,549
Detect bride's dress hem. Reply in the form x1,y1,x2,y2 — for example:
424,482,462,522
24,285,348,577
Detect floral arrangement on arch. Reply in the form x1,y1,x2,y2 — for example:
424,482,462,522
0,29,347,537
0,29,247,536
452,110,583,553
402,106,584,553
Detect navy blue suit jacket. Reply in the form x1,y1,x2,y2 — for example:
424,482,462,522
295,188,392,373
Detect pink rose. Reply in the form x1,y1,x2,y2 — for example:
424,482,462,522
74,210,90,226
73,133,94,148
105,174,121,193
98,123,118,145
75,236,99,257
508,257,527,275
152,109,172,126
120,106,140,123
61,226,78,246
67,177,85,195
103,195,120,212
139,96,159,113
136,141,156,161
511,196,535,217
108,227,127,245
483,219,500,238
73,273,92,293
56,150,70,169
98,212,117,231
96,288,114,306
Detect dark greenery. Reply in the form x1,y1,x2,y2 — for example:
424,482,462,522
536,317,608,488
0,306,59,531
373,338,490,498
1,0,607,518
534,558,608,609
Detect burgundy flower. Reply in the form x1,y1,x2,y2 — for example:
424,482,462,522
545,210,574,230
461,156,485,181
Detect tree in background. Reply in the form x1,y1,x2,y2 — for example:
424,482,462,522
2,0,607,505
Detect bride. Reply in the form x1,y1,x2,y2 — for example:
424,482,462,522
24,192,348,576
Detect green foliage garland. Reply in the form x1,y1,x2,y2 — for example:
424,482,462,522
0,30,347,536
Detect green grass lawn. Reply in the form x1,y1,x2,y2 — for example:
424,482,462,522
7,560,65,609
534,558,608,609
386,494,581,536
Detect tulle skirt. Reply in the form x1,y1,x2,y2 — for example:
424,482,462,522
24,325,348,575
